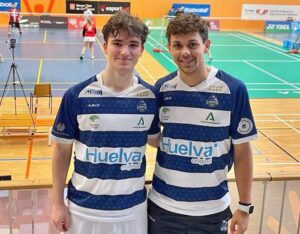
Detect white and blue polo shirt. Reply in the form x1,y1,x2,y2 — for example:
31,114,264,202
149,67,257,216
51,74,159,221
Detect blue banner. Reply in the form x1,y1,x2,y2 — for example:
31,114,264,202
290,22,300,33
265,21,291,33
0,0,20,11
172,3,210,16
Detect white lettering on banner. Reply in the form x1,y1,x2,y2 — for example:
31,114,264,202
106,7,122,12
184,8,209,13
0,2,18,7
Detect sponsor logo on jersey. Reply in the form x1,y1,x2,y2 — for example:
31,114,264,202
206,95,219,108
208,85,223,92
162,107,170,114
237,118,253,135
88,103,100,108
89,115,100,129
200,112,221,125
137,90,150,97
133,117,147,129
163,83,177,90
137,100,147,112
161,107,170,121
85,148,143,171
84,89,102,95
56,123,65,132
160,138,218,165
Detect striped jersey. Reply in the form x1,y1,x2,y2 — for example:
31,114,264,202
148,67,257,216
51,74,159,221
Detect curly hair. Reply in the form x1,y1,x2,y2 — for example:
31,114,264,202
102,11,149,45
166,13,210,43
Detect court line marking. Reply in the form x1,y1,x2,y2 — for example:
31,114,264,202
247,83,300,85
0,58,107,61
232,33,300,61
136,61,156,83
36,59,43,84
259,130,299,162
244,61,300,91
210,60,300,62
238,33,300,58
273,115,300,134
96,36,105,55
43,30,47,44
25,138,34,179
0,42,84,45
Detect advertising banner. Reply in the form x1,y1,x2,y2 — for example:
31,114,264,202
66,1,98,14
242,4,300,21
66,1,130,15
40,15,68,29
0,0,20,11
290,21,300,33
97,1,130,14
209,20,220,31
172,3,210,16
265,21,291,33
20,16,40,28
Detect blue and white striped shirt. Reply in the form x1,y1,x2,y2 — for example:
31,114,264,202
52,74,159,220
149,67,257,216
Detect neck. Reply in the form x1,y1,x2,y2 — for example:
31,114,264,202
101,68,135,92
179,66,211,87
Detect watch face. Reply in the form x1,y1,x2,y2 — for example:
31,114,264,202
249,205,254,214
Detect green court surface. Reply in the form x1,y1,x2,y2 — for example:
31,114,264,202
145,30,300,98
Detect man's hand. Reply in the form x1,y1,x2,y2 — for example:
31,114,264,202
51,203,71,232
230,209,250,234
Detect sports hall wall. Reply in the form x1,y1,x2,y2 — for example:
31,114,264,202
1,0,299,30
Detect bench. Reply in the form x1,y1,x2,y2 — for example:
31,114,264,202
0,113,55,145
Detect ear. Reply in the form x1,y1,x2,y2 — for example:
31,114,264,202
103,42,107,54
204,39,211,53
168,43,171,52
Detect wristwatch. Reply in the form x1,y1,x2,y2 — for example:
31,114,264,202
238,202,254,214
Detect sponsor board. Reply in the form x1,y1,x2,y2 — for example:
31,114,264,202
20,16,40,28
40,15,68,29
0,0,20,11
265,21,291,33
172,3,210,16
208,20,220,31
242,4,300,21
66,1,130,15
66,1,98,14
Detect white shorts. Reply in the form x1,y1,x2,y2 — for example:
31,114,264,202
83,37,96,42
62,211,147,234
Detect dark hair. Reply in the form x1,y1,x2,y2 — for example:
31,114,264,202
102,11,149,45
166,13,210,43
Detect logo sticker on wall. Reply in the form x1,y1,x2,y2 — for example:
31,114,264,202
23,0,55,13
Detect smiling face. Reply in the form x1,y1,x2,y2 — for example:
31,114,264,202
103,31,144,73
168,32,210,75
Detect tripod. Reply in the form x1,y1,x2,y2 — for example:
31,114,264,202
0,39,35,127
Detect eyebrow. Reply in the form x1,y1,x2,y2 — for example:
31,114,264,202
111,39,141,44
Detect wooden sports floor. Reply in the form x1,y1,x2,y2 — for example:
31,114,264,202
0,28,299,233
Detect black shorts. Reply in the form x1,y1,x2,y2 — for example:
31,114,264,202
9,21,20,28
148,200,233,234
